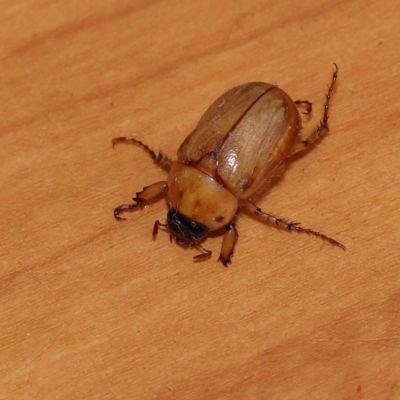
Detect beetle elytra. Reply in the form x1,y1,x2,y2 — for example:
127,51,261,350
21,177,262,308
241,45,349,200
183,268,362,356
113,64,345,266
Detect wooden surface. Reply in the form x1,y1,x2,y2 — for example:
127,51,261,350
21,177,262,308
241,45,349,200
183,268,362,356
1,1,400,399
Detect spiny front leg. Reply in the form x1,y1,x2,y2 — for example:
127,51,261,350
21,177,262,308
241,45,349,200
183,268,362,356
241,200,345,250
114,181,168,221
218,224,239,267
112,137,173,171
290,64,339,157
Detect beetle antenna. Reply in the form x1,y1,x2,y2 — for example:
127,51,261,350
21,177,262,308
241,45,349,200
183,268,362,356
112,137,173,171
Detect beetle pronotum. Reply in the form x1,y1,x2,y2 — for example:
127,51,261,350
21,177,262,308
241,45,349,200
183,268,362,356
113,64,345,266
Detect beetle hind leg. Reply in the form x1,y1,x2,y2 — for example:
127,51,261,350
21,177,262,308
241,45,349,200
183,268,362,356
242,200,345,250
114,181,168,221
218,224,239,267
112,137,173,171
290,64,339,157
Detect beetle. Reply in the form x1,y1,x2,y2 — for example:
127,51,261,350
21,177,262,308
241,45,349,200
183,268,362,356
113,64,345,266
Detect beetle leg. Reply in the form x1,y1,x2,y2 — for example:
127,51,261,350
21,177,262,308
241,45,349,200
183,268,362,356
193,244,212,261
290,64,339,156
241,200,345,250
152,219,168,237
294,100,313,115
114,181,168,221
112,137,173,171
217,224,239,267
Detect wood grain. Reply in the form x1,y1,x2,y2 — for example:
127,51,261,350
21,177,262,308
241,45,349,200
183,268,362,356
1,0,400,399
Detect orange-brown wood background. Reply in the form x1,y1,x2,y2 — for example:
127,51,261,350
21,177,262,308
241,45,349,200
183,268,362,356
2,1,400,399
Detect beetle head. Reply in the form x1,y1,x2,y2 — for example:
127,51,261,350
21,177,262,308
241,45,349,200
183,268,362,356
167,208,209,246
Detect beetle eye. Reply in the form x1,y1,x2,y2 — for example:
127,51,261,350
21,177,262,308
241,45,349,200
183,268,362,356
167,209,209,244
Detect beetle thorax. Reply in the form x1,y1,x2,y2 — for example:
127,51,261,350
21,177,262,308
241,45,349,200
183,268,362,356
167,162,238,232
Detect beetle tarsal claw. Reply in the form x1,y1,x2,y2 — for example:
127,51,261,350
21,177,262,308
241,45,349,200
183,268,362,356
114,203,139,221
218,255,231,267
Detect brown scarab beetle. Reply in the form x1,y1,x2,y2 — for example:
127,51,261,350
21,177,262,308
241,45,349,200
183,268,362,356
113,64,345,266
